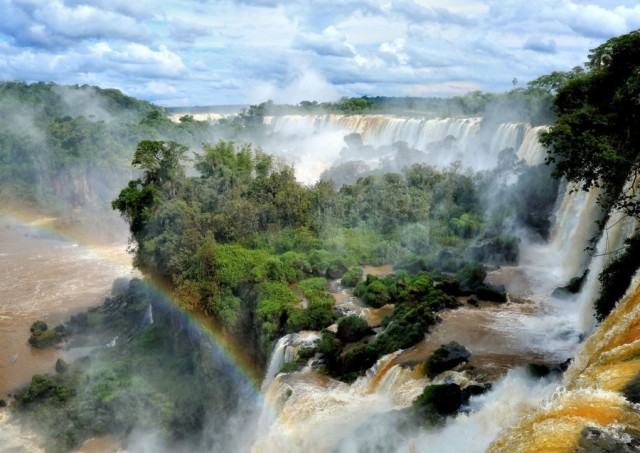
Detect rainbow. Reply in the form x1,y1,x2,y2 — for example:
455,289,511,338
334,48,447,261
0,205,282,441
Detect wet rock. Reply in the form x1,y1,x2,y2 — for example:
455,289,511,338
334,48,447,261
55,358,68,374
443,295,464,309
475,285,507,303
28,320,63,348
468,236,520,265
623,373,640,404
552,270,589,299
527,359,571,378
435,279,462,296
576,426,640,453
325,260,348,279
425,341,471,379
467,296,480,307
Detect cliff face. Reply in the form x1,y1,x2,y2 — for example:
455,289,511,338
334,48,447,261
490,273,640,453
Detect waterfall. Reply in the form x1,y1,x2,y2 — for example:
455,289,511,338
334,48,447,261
254,113,640,452
262,114,530,182
516,125,549,165
547,184,603,283
490,271,640,452
489,123,526,156
143,303,154,326
262,332,321,391
575,202,639,333
263,334,293,390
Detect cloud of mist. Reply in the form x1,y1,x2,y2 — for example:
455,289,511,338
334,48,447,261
248,65,341,105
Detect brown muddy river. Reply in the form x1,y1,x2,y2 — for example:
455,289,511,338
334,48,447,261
0,215,134,397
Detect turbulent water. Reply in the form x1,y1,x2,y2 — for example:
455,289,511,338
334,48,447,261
252,114,639,452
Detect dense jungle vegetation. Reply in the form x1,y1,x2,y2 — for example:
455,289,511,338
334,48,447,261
111,139,517,361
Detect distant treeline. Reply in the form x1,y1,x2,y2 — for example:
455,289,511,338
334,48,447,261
237,88,555,126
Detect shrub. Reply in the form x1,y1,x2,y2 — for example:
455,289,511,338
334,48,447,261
594,235,640,321
336,315,371,342
456,262,486,291
20,374,73,406
341,267,363,287
424,341,471,378
363,280,391,308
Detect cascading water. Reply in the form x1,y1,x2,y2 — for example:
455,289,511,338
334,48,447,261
256,113,639,452
574,178,640,334
262,114,534,183
516,125,549,166
490,270,640,452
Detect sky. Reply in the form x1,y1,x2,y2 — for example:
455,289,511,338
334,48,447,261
0,0,638,107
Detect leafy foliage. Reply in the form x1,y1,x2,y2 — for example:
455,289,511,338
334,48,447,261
542,30,640,222
594,235,640,321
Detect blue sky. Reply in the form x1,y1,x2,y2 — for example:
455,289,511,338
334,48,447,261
0,0,638,106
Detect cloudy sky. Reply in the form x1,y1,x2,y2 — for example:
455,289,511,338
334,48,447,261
0,0,638,106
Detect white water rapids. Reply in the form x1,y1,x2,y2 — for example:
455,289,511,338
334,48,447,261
253,114,638,452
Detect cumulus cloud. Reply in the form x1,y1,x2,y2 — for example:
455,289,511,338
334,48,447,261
0,0,153,49
0,0,638,105
169,19,211,44
563,2,628,38
64,0,152,20
90,43,187,78
523,37,557,54
293,27,355,58
390,0,473,25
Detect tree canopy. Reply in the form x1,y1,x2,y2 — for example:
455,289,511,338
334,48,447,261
542,30,640,220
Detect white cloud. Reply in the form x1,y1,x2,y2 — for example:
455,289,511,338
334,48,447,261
0,0,153,48
563,2,628,38
0,0,638,105
293,26,355,57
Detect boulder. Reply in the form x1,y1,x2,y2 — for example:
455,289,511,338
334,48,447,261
425,341,471,379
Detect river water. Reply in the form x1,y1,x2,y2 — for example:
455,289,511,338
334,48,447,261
0,215,133,398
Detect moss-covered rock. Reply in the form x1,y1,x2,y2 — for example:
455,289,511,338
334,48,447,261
425,342,471,379
55,358,68,374
468,235,520,265
325,259,348,279
28,321,63,348
362,280,391,308
412,383,466,420
456,262,487,292
341,267,363,287
552,270,588,299
475,285,507,302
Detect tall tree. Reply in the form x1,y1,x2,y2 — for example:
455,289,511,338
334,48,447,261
542,30,640,219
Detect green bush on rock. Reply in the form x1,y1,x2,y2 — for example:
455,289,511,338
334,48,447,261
28,320,63,348
336,315,371,342
425,341,471,379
